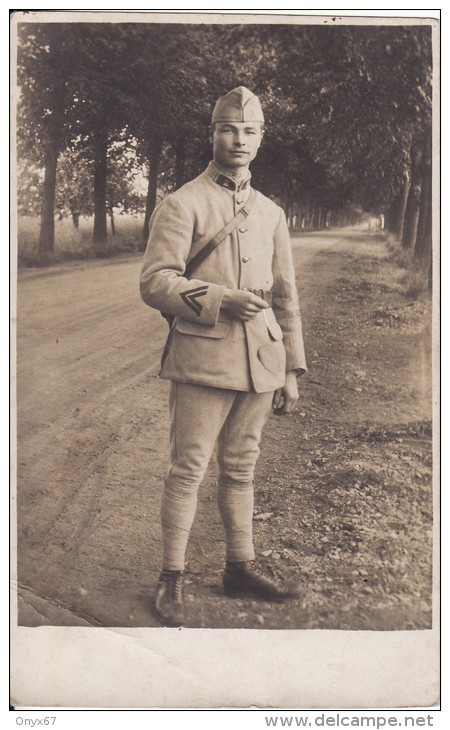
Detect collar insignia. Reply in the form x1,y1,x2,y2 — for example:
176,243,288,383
214,174,250,192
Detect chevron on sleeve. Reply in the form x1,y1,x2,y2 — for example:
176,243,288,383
180,285,209,316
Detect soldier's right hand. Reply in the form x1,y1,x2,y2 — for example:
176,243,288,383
220,289,269,321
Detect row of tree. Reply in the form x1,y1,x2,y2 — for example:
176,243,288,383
16,21,433,268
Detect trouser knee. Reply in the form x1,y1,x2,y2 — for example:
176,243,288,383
218,476,254,489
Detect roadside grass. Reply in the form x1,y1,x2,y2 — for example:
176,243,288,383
16,215,144,267
329,232,430,335
384,233,430,300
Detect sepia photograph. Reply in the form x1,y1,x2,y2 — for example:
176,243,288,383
11,9,439,709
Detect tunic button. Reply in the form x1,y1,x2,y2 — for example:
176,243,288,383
239,227,247,233
236,198,244,204
242,256,249,263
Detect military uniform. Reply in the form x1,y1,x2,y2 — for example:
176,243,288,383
140,160,307,390
140,87,307,625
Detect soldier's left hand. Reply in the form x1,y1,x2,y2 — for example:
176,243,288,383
272,371,299,415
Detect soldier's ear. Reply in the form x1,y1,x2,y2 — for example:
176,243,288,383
209,124,215,144
256,124,264,150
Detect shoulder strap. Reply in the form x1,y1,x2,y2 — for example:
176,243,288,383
184,188,257,279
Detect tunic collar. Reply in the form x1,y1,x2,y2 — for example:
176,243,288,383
206,161,251,192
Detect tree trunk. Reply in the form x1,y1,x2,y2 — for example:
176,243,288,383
281,189,289,220
298,199,303,226
304,200,311,229
386,173,409,237
384,197,394,233
394,173,411,240
288,205,294,230
414,131,432,268
38,139,59,258
93,124,108,247
109,206,116,236
402,145,423,250
414,192,431,270
312,206,320,229
69,200,80,229
141,140,163,249
37,30,65,261
318,207,324,229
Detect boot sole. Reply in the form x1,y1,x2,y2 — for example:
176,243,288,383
154,610,185,627
223,585,297,602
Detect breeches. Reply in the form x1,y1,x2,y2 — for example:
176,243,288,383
161,382,274,570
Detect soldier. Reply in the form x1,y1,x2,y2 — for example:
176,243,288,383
140,87,307,626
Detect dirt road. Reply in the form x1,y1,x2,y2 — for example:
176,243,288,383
15,229,433,629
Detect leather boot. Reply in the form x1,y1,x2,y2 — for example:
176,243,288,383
155,570,185,626
223,560,301,601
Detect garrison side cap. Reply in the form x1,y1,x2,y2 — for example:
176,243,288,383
211,86,264,124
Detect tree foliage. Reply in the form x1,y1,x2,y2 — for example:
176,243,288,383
16,21,433,266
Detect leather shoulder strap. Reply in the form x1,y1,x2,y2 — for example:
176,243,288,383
184,188,257,279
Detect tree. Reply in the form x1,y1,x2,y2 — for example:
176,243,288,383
54,141,145,230
63,24,140,248
124,24,218,246
413,126,432,271
17,24,77,257
264,25,432,234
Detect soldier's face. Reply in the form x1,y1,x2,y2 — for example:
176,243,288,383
211,122,263,170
